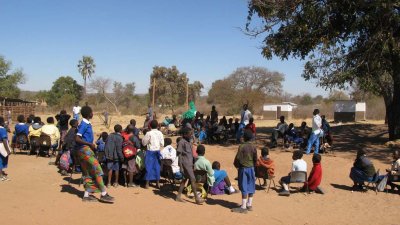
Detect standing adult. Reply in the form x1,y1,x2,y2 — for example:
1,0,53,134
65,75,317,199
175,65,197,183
306,109,322,155
210,105,218,125
72,102,81,121
236,104,252,143
147,104,154,121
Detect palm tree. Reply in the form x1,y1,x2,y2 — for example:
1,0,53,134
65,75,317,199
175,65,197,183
77,56,96,96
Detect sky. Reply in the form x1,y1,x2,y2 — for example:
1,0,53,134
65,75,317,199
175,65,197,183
0,0,328,97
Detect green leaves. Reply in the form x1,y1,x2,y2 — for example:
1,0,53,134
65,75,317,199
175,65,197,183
0,56,25,98
46,76,83,107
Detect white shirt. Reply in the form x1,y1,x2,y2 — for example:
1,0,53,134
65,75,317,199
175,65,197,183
240,109,252,125
312,114,322,133
73,106,81,115
292,159,307,172
160,145,180,173
142,129,164,151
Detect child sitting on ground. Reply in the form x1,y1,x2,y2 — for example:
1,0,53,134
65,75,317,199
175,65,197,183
211,161,238,195
161,137,182,179
104,124,124,188
279,150,307,196
256,147,275,187
304,154,324,194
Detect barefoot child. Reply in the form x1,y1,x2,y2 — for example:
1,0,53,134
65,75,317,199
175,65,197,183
232,130,257,213
256,147,275,187
75,106,114,203
176,127,205,204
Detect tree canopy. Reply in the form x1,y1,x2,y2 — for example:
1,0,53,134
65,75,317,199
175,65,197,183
78,56,96,96
207,66,284,114
247,0,400,139
149,66,203,108
0,56,25,98
45,76,83,107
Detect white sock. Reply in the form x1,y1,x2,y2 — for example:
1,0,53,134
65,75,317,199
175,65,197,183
83,191,89,198
229,186,235,193
101,191,107,196
241,199,248,209
247,197,253,207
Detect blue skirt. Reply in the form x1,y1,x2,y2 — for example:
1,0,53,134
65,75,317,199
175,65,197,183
145,150,161,181
0,154,9,170
238,167,255,195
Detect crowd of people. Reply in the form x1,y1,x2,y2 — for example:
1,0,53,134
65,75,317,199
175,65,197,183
0,103,398,214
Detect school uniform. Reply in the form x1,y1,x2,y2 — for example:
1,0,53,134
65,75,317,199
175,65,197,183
234,142,257,195
177,138,195,181
0,126,9,170
76,118,106,193
142,128,164,181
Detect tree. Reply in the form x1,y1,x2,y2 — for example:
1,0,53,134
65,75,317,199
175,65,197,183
149,66,202,108
77,56,96,96
208,66,284,113
327,90,350,102
246,1,400,140
46,76,83,107
0,56,25,98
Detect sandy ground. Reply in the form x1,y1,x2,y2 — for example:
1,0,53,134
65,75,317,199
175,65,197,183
0,114,399,225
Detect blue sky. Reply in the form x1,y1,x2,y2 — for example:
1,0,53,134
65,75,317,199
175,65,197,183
0,0,328,96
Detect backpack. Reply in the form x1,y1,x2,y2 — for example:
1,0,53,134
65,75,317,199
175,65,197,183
121,132,137,159
59,151,71,171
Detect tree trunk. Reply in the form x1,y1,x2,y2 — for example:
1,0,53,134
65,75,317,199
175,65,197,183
386,53,400,140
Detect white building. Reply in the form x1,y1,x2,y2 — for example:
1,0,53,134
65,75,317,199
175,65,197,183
334,100,366,122
263,102,297,120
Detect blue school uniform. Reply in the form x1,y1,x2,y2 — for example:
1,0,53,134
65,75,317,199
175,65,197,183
76,118,94,146
0,126,9,169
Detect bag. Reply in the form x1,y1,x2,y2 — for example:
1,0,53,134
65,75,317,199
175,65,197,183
0,141,10,157
122,140,137,159
59,151,71,171
377,174,388,192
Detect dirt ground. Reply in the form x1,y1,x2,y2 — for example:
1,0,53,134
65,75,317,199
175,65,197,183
0,114,399,225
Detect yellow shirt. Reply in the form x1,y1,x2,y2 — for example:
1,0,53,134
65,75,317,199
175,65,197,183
41,124,60,145
28,125,42,138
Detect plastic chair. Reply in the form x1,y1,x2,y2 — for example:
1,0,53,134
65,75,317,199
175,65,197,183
288,171,309,194
160,159,181,190
255,165,276,193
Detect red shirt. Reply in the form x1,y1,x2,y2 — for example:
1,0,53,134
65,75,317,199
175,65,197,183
245,123,256,136
307,163,322,191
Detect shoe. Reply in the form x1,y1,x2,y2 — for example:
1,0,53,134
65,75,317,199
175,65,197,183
316,186,325,194
82,195,98,202
229,189,240,195
1,176,10,181
127,183,137,188
231,207,248,214
279,190,290,196
99,194,115,203
247,206,253,211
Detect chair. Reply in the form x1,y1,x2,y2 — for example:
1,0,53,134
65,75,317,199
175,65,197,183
288,171,309,194
38,134,52,157
30,136,40,155
160,159,180,190
194,170,210,198
365,169,380,195
255,165,276,193
14,134,29,154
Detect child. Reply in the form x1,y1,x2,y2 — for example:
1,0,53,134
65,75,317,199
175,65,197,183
41,117,60,151
62,119,78,173
194,145,215,187
0,116,11,181
104,124,124,188
75,106,114,203
176,127,205,204
96,132,108,154
160,138,182,179
232,130,257,213
12,115,29,148
279,150,307,196
122,124,141,188
256,147,275,187
211,161,238,195
198,126,207,144
305,154,324,194
142,120,164,189
245,117,256,140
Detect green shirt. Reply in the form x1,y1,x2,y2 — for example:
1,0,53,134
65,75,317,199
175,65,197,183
234,142,257,168
194,156,215,186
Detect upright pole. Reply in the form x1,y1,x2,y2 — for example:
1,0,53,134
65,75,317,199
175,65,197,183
152,78,156,108
186,77,189,109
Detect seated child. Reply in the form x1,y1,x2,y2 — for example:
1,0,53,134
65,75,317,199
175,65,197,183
304,154,324,194
211,161,238,195
244,117,256,140
41,117,60,150
160,137,182,179
279,150,307,196
256,147,275,187
198,126,207,144
104,125,124,188
284,123,304,147
385,149,400,191
12,115,29,146
194,145,215,187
